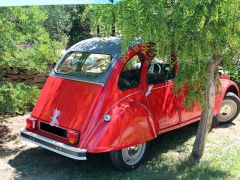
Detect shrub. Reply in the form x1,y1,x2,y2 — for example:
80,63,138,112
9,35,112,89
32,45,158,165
0,83,40,115
0,7,62,72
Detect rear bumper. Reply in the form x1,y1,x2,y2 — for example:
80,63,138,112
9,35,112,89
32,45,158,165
20,129,87,160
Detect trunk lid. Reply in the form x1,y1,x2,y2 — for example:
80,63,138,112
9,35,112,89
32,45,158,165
32,76,103,133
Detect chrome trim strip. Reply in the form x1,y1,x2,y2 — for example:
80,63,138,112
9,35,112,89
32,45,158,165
20,129,87,160
152,84,173,90
50,75,104,86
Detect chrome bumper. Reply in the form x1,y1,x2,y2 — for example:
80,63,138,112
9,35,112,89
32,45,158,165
20,129,87,160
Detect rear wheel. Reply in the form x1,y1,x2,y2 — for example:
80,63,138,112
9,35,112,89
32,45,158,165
217,92,240,124
110,142,148,171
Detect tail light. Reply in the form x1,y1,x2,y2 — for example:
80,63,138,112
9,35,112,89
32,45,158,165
67,130,80,145
25,117,37,130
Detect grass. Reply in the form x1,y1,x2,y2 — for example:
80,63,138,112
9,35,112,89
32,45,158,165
1,116,240,180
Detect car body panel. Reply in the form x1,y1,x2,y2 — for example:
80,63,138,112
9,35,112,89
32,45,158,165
214,78,239,115
31,76,104,145
144,81,181,130
86,95,156,152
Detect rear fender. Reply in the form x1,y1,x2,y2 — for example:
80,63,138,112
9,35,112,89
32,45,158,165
86,101,156,153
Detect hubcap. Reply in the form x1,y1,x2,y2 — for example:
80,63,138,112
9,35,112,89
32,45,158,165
122,143,146,166
218,99,237,122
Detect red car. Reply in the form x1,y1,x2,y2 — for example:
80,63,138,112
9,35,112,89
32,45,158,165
20,37,240,171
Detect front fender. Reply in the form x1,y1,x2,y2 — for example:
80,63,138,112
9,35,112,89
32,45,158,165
86,101,156,153
214,79,239,115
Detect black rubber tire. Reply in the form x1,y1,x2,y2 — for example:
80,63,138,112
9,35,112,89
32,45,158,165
110,142,148,171
217,92,240,124
211,116,219,128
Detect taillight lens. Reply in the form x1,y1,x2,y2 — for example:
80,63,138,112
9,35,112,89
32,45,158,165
67,130,80,145
25,117,37,130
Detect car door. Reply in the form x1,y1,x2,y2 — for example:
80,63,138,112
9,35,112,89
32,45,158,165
144,57,180,130
178,84,202,122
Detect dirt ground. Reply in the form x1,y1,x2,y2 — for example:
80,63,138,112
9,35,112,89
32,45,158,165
0,114,239,180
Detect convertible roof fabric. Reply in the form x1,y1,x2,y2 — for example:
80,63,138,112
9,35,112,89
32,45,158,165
68,36,143,63
69,36,122,64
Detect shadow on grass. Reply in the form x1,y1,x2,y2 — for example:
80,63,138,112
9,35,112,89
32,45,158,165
9,122,230,180
218,121,236,128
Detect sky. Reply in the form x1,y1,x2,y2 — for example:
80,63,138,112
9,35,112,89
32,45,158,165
0,0,119,7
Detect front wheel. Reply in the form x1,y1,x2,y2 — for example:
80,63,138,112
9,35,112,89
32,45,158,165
110,142,148,171
217,92,240,124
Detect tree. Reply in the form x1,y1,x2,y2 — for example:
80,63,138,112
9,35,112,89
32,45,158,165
42,5,91,48
65,5,91,48
0,6,61,71
42,5,72,44
88,0,240,159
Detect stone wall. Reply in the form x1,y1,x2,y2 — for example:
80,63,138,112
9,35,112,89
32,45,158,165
0,67,50,89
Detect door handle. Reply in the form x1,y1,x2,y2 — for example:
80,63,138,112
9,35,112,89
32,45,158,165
145,84,154,96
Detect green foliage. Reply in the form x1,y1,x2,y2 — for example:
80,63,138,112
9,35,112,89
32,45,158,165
86,5,115,37
66,5,91,48
88,1,240,107
223,58,240,85
0,6,61,72
42,5,91,48
0,83,40,115
0,6,91,72
42,6,72,41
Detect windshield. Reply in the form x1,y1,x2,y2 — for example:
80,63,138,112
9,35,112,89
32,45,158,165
56,52,112,79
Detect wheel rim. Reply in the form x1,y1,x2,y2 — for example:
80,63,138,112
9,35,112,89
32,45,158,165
218,99,238,122
122,143,146,166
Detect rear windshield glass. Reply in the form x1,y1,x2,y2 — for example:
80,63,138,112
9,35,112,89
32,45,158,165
56,52,112,78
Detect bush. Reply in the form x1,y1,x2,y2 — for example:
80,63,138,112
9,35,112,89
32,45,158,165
0,7,62,72
0,83,40,115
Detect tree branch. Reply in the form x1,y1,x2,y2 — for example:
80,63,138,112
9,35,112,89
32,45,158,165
203,0,216,28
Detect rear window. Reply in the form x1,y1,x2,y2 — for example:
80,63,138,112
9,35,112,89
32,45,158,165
56,52,112,78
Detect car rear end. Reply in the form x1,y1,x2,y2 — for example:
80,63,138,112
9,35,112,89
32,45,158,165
20,76,106,160
20,37,122,160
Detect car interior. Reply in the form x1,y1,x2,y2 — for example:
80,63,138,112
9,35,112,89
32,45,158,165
146,63,175,84
118,54,175,90
118,54,143,91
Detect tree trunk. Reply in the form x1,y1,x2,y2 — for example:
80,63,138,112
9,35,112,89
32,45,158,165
111,11,116,36
97,25,100,36
191,57,218,159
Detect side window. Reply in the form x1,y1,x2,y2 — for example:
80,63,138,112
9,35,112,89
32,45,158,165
147,57,174,84
118,54,143,91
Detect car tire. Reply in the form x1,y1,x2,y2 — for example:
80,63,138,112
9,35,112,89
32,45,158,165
110,142,148,171
217,92,240,124
211,116,219,128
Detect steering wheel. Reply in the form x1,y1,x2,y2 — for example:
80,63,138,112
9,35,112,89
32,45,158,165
148,63,161,74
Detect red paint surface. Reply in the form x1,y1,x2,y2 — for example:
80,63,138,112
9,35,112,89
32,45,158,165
26,44,239,153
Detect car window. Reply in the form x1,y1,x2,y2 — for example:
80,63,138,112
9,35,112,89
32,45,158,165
56,52,112,78
118,54,143,91
147,57,174,84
